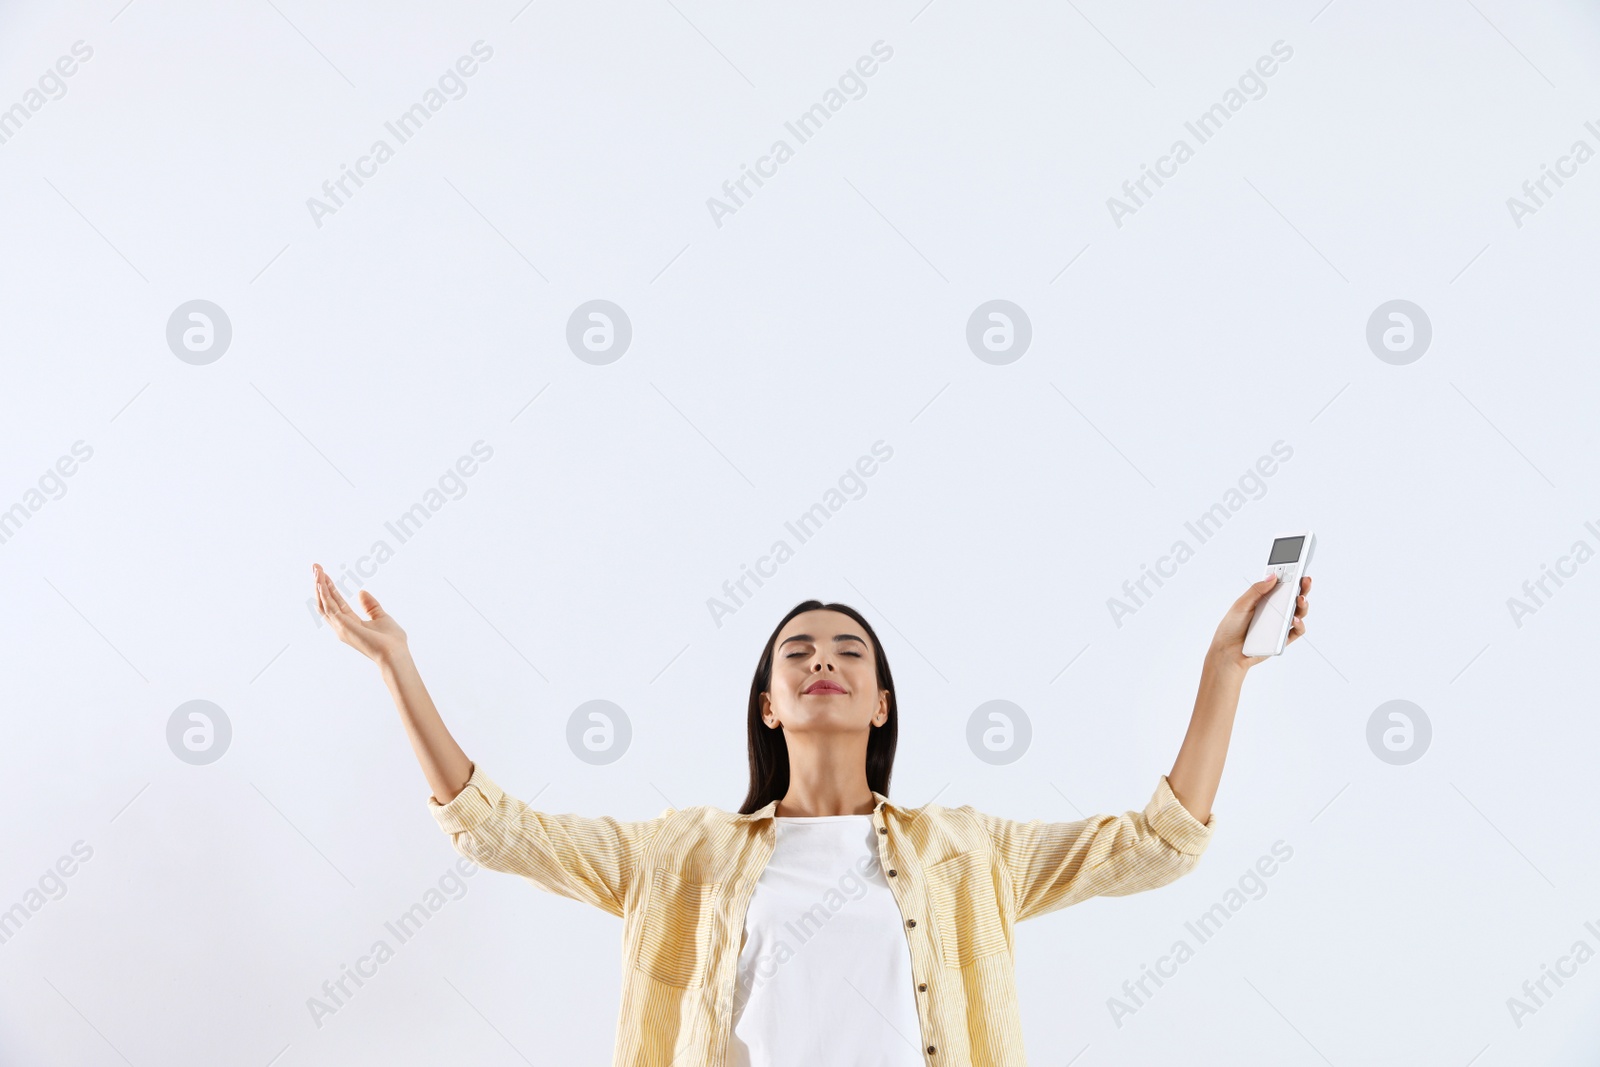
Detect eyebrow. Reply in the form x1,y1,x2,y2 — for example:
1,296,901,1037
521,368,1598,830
779,633,868,649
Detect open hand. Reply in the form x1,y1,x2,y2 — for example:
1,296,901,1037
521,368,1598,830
1209,573,1311,672
313,563,407,665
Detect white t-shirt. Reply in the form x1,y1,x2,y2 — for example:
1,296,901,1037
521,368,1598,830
728,813,926,1067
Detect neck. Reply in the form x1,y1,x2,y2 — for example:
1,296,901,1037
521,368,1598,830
776,734,875,817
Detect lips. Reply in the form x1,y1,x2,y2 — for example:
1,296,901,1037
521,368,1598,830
803,680,847,695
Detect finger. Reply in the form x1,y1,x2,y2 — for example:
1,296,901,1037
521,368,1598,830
1287,617,1306,643
317,570,359,633
1294,594,1310,619
321,571,358,618
358,589,386,621
313,564,330,618
1235,573,1279,610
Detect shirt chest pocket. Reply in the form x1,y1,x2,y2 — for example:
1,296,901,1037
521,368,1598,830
635,866,721,988
925,849,1010,968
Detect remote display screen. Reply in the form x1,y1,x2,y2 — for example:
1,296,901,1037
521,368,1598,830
1267,536,1305,565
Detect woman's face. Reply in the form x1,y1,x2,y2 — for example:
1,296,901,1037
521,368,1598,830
762,609,888,734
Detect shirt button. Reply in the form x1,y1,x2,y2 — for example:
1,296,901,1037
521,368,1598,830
927,1046,937,1054
877,827,887,835
887,869,897,877
917,983,927,992
906,919,917,928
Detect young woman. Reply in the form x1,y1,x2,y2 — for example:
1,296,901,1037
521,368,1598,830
312,563,1310,1066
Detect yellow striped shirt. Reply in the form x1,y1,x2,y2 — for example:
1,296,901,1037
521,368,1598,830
428,764,1215,1065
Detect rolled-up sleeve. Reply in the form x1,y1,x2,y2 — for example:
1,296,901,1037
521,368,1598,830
428,763,668,918
972,774,1215,922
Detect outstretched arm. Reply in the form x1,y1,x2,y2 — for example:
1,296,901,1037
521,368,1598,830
1167,573,1312,825
312,563,663,914
313,563,473,803
974,575,1313,920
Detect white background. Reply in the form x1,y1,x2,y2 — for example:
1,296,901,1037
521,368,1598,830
2,1,1599,1064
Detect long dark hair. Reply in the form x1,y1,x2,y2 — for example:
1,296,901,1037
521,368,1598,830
738,600,899,814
